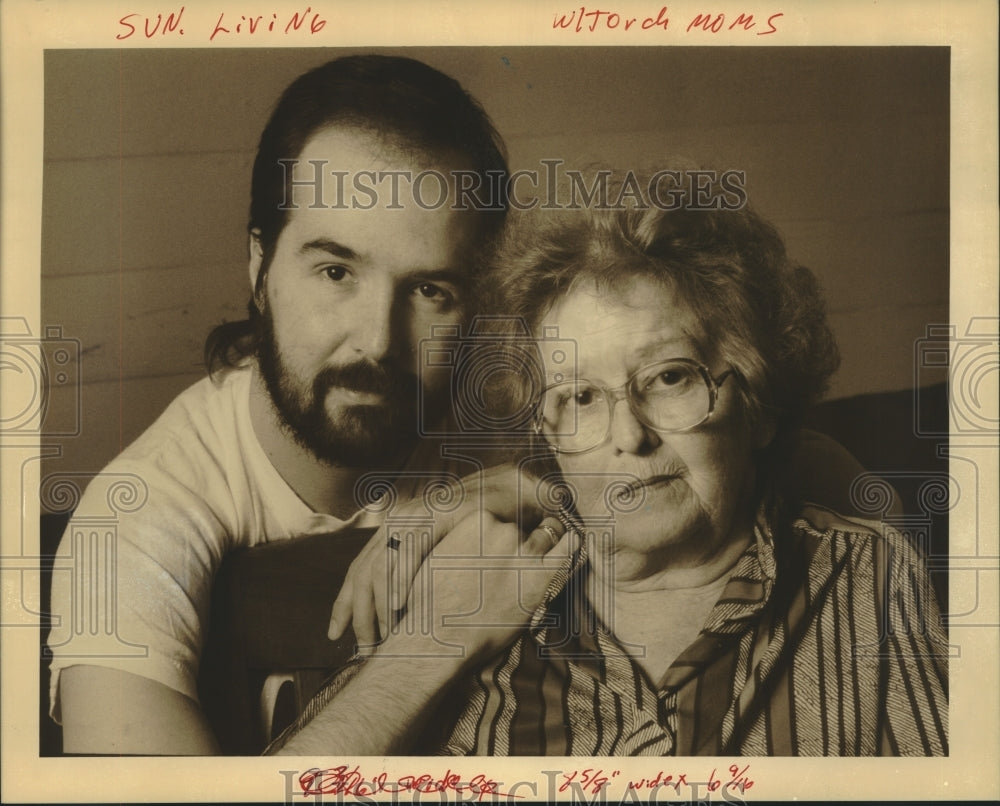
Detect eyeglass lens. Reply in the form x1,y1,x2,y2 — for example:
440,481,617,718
540,359,712,451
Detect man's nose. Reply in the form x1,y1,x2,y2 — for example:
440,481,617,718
347,289,398,361
609,396,660,455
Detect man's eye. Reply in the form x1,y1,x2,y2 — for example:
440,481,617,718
413,283,459,308
415,282,447,299
323,265,349,281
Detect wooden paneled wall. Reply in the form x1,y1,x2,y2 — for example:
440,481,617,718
40,47,948,486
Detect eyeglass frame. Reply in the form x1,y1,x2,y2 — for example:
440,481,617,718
533,357,735,455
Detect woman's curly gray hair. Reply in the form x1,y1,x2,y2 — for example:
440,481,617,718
481,166,840,474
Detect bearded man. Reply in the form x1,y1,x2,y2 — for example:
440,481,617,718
47,54,508,754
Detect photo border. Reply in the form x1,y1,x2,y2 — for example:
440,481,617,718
2,1,997,802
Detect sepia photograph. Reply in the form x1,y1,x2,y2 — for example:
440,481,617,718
2,1,997,803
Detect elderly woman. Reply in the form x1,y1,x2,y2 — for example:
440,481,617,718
272,167,947,757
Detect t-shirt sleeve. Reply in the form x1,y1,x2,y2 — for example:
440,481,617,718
46,459,230,722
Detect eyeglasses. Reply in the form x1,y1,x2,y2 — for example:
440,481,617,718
536,357,734,454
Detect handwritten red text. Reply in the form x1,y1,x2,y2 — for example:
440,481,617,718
117,7,185,39
627,770,692,792
115,6,327,41
210,6,326,40
553,6,783,35
554,5,668,31
298,766,520,802
686,11,782,33
559,768,622,796
707,763,755,794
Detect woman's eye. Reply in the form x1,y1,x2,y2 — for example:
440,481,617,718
323,265,349,282
644,368,693,395
573,388,597,407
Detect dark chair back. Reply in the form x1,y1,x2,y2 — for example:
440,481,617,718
198,527,377,754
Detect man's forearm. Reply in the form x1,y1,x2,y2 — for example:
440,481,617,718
273,646,466,755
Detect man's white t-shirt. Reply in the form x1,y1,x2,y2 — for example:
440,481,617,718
46,365,461,720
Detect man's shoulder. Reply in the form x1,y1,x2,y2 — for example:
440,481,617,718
73,367,254,514
161,365,249,422
126,367,249,456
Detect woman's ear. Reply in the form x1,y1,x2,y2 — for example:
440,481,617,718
751,413,778,450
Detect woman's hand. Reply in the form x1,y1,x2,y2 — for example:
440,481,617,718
328,463,559,647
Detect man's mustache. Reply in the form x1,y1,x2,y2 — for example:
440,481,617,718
314,360,418,403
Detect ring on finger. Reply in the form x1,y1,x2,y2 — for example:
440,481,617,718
539,523,561,549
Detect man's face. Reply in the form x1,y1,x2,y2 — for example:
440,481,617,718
251,124,483,467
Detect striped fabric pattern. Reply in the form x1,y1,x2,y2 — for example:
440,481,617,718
436,506,948,756
272,506,947,757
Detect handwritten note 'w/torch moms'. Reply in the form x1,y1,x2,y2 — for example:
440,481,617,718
552,6,783,35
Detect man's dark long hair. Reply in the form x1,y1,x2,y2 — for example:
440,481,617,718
204,54,509,375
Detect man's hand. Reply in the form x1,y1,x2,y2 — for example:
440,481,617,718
276,508,575,755
329,463,559,646
381,509,577,666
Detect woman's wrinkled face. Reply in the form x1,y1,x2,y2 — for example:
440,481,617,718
537,275,760,574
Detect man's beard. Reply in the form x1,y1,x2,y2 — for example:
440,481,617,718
256,304,426,469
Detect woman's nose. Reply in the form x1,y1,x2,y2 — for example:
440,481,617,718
608,396,660,455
